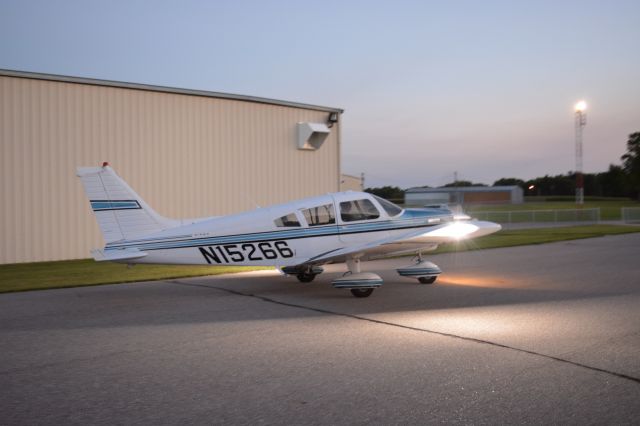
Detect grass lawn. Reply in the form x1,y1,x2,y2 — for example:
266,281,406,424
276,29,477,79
2,224,639,294
465,199,639,220
0,260,270,294
433,224,640,254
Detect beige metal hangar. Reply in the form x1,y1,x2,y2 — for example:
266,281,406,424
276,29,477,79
340,174,364,192
0,69,344,264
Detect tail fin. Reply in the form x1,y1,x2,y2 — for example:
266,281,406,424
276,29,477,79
76,163,178,243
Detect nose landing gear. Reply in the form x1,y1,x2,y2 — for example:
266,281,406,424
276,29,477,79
418,276,437,284
396,252,441,285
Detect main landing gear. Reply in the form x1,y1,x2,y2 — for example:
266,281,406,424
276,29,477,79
331,258,382,298
296,272,316,283
285,251,441,298
295,267,324,283
282,266,324,283
350,288,375,298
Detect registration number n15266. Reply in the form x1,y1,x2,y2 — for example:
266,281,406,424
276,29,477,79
198,240,294,264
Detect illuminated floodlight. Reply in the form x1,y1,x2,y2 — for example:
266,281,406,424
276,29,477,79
574,100,588,205
429,222,479,239
575,100,587,112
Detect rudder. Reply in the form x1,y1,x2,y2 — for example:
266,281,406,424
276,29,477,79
77,163,177,243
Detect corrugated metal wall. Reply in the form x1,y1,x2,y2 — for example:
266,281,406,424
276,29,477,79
340,174,363,192
0,75,341,264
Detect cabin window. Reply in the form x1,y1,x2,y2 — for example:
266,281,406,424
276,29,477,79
373,195,403,217
302,204,335,227
340,199,380,222
274,213,301,227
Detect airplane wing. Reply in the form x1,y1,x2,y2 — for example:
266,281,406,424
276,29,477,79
303,227,439,265
292,219,499,267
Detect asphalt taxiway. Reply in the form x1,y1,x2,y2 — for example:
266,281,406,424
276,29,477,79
1,233,639,425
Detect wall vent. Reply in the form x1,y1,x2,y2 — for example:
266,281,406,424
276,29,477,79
297,122,330,150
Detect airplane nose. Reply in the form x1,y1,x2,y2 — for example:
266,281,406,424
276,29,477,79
470,220,502,238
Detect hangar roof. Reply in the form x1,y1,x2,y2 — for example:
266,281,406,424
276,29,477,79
0,69,344,114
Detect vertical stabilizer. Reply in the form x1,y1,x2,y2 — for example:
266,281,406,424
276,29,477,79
76,164,177,243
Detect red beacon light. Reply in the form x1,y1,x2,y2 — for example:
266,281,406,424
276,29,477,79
102,162,110,167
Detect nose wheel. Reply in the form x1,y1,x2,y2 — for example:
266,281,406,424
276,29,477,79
418,276,437,284
396,252,442,284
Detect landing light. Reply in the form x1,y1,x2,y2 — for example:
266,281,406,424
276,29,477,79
430,222,479,239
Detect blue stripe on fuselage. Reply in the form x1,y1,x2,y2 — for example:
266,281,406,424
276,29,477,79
104,209,449,252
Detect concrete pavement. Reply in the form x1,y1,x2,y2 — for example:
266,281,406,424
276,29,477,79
1,233,639,425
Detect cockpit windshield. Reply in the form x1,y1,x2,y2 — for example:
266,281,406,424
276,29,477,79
372,195,403,217
340,199,380,222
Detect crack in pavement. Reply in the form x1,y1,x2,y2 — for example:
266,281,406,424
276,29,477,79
169,279,640,385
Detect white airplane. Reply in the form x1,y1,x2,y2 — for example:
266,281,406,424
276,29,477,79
77,163,501,297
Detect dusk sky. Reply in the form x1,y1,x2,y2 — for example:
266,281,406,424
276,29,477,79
2,0,639,188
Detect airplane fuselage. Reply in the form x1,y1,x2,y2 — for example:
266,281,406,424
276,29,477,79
79,165,501,297
100,193,457,267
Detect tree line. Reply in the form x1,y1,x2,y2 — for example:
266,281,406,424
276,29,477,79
366,132,640,200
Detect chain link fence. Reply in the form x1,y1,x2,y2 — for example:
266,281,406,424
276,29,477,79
621,207,640,223
471,208,600,225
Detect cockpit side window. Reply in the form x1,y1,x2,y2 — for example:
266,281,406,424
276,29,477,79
274,213,301,227
340,199,380,222
302,204,335,227
372,195,403,217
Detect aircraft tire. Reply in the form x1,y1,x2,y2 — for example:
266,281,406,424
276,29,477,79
350,288,374,298
418,276,437,284
297,273,316,283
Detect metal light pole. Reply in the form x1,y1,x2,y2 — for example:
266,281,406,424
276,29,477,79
574,101,587,205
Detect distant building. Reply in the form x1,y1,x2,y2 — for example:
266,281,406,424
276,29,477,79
405,186,523,206
340,174,363,192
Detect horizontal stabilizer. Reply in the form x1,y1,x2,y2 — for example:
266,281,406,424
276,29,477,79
90,248,148,262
